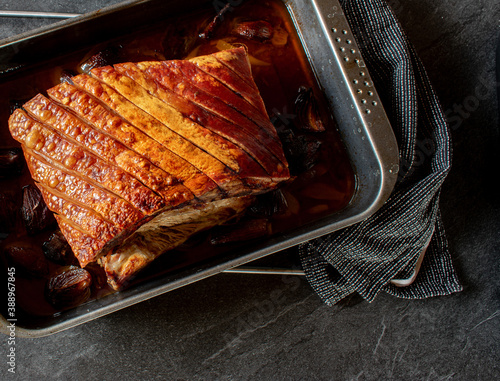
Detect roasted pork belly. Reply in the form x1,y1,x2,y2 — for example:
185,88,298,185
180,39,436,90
8,47,289,288
101,195,255,290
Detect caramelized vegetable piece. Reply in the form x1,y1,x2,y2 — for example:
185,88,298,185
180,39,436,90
45,266,92,309
163,25,198,59
199,2,232,40
20,184,57,235
232,20,273,41
85,263,108,293
279,130,322,175
210,218,271,245
271,25,288,47
42,230,76,265
294,86,326,132
0,147,24,178
4,243,49,278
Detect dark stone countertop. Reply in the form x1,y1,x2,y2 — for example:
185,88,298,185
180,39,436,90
1,0,499,379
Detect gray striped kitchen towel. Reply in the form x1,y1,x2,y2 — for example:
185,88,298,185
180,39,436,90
299,0,463,305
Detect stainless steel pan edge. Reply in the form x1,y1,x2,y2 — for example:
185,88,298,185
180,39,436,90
286,0,399,216
0,0,209,75
0,0,398,338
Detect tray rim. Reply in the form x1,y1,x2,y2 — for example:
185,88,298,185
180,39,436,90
0,0,399,338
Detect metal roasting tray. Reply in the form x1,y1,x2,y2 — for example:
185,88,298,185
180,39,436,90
0,0,399,337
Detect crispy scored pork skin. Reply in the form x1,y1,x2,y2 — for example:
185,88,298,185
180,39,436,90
24,93,194,204
9,110,166,214
24,153,144,229
90,66,246,189
169,60,281,144
58,76,220,200
190,50,269,118
114,61,287,180
8,47,289,287
132,60,287,167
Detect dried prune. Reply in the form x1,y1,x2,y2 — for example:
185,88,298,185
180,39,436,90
0,147,24,178
85,263,108,293
21,185,57,235
4,243,49,278
45,266,92,309
294,86,326,132
42,230,75,265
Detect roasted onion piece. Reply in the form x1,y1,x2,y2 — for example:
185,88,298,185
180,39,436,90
85,263,108,293
279,130,322,175
21,184,57,235
45,266,92,309
42,230,75,265
4,243,49,278
0,147,24,178
232,20,273,41
294,86,326,132
271,25,288,46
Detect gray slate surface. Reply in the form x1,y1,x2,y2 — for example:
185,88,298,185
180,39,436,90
1,0,499,379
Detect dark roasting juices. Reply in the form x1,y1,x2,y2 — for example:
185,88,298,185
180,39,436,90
0,0,355,322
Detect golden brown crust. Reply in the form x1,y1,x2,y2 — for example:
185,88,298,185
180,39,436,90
72,73,226,199
194,48,287,166
90,65,247,193
136,60,288,167
37,185,118,242
190,50,269,118
71,74,222,200
24,152,144,229
9,109,165,215
213,47,259,90
176,58,283,145
54,216,106,267
114,62,287,181
25,92,193,206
